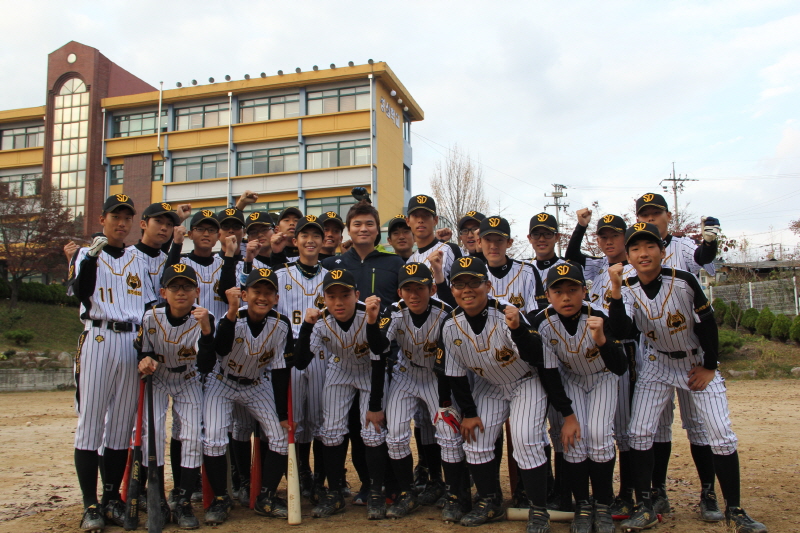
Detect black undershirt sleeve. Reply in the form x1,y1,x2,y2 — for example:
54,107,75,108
448,375,478,419
607,297,635,339
271,368,290,421
510,323,544,366
167,241,183,268
437,373,453,407
564,223,590,267
217,255,239,300
368,354,388,412
436,282,456,308
598,322,628,376
196,324,217,374
73,255,99,300
366,321,390,355
213,316,236,357
694,239,718,267
293,321,315,371
538,367,574,417
688,274,719,369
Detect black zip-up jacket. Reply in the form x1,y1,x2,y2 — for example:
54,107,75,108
321,247,406,310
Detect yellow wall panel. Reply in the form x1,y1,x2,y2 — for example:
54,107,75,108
104,135,160,158
167,127,229,151
233,120,298,144
109,184,124,196
150,182,163,203
302,111,369,138
0,147,44,169
374,82,406,219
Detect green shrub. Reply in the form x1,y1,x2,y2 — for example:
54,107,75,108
4,329,35,346
0,280,79,306
713,298,728,326
755,306,775,338
790,316,800,344
718,329,746,356
724,302,742,329
771,314,792,342
741,308,759,333
2,349,15,357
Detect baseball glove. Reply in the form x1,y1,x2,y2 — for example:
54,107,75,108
434,404,462,433
87,235,108,257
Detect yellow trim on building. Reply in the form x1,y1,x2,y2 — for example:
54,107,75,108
0,106,45,124
0,147,44,169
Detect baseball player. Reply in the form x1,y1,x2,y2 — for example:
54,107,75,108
318,211,345,260
202,268,294,524
528,262,627,533
243,211,275,270
69,194,153,531
130,203,181,307
438,256,578,532
457,211,486,258
293,270,389,520
386,214,415,260
608,223,766,533
406,195,462,278
136,264,215,529
270,207,303,263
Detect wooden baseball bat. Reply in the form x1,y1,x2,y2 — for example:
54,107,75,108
249,425,261,509
287,380,301,525
123,379,146,530
146,375,163,533
506,508,574,522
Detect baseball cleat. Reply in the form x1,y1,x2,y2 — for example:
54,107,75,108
300,471,315,500
367,490,387,520
418,479,445,506
312,488,346,518
413,464,430,493
158,499,172,526
386,491,419,519
611,494,635,519
173,499,199,529
103,499,125,527
699,489,724,522
80,504,105,532
620,502,658,531
593,503,615,533
651,488,670,515
352,484,370,505
459,495,505,527
254,491,288,518
441,492,469,523
204,495,233,525
526,506,551,533
725,507,768,533
238,486,250,508
87,236,109,257
570,501,593,533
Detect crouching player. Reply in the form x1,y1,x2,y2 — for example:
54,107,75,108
137,264,214,529
202,268,294,525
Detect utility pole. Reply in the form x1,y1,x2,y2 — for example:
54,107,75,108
544,183,570,255
660,162,697,227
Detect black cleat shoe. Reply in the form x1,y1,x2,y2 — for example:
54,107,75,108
352,484,370,505
699,490,724,522
527,506,551,533
651,488,670,515
238,486,250,507
593,503,614,533
386,491,419,519
441,492,467,523
159,499,172,526
512,484,530,509
413,464,430,493
418,479,445,506
570,501,593,533
254,491,288,518
312,489,346,518
460,495,505,527
204,495,233,525
620,502,658,531
103,499,125,527
725,507,768,533
300,471,315,500
173,499,199,529
367,490,386,520
611,495,635,519
80,504,105,532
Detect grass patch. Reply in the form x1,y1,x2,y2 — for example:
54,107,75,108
719,330,800,379
0,302,84,354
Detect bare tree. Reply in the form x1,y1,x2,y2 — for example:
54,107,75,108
429,144,490,229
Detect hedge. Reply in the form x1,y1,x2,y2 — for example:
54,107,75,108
740,308,759,333
0,279,79,306
713,298,728,326
755,306,775,338
723,302,742,329
771,314,792,342
790,315,800,344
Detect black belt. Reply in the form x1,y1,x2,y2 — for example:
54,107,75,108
225,373,257,385
91,320,134,332
658,348,698,360
167,365,187,373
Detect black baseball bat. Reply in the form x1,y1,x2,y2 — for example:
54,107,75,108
123,379,146,530
146,375,163,533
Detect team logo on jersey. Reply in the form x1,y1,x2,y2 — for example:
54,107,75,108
494,345,517,367
457,258,472,268
666,310,687,334
633,302,640,309
178,346,197,360
453,339,463,346
322,337,330,343
642,194,655,202
488,217,501,227
306,214,317,222
423,340,438,357
603,215,615,223
148,328,156,334
285,284,292,291
633,222,647,231
404,264,418,275
380,317,391,328
95,335,105,343
333,356,341,363
126,273,142,296
399,366,407,372
202,209,214,217
465,211,476,217
556,265,570,276
116,194,129,202
397,329,404,335
161,203,172,211
471,367,484,377
550,339,559,345
416,195,428,204
508,294,525,308
314,294,325,309
330,270,343,279
585,346,600,363
537,213,549,222
225,208,236,216
235,337,244,344
258,349,274,367
172,264,187,273
354,342,369,358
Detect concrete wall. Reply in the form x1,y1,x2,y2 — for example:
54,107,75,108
0,369,74,392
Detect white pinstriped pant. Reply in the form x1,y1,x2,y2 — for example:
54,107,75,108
562,371,619,463
292,355,327,443
319,366,386,448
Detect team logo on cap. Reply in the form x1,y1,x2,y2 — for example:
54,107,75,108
161,203,172,210
603,215,615,223
116,194,129,202
249,213,260,220
327,211,338,218
305,214,317,222
202,209,214,217
633,222,647,231
465,211,476,217
404,264,418,275
394,214,405,219
537,213,549,222
416,195,428,203
458,257,473,268
488,217,500,227
642,194,655,202
258,268,272,277
225,208,236,216
330,270,344,279
556,265,570,276
172,264,187,273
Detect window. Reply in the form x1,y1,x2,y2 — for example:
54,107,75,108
307,86,370,115
152,160,164,181
305,196,356,218
240,94,300,122
110,164,124,185
238,146,299,176
172,154,228,182
0,173,42,197
175,104,229,130
243,200,298,213
306,139,370,170
51,77,89,218
114,111,167,137
403,166,411,191
1,125,44,150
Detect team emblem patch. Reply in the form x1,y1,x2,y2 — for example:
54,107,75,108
172,263,187,273
603,215,615,223
314,295,325,308
642,194,655,203
633,222,647,231
161,203,172,211
249,212,260,220
537,213,549,222
354,342,369,357
465,211,476,217
494,345,517,366
416,195,428,204
127,273,141,290
285,284,292,290
556,265,570,276
394,213,405,219
585,346,600,363
258,268,272,277
116,194,129,202
202,209,214,217
322,337,330,343
550,339,558,345
235,337,244,344
454,339,463,346
404,264,418,275
148,328,156,334
333,356,341,363
399,366,407,372
306,214,317,222
667,310,686,328
488,217,500,227
327,211,339,218
423,340,438,357
258,350,274,367
178,346,197,360
225,208,236,216
508,294,525,308
95,335,104,343
457,257,472,268
330,270,343,279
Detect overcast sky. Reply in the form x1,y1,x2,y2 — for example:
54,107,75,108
2,0,798,260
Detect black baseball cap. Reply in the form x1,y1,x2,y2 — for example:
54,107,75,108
102,194,136,214
161,263,198,287
596,214,627,234
295,214,325,235
190,209,220,229
625,222,664,249
245,211,274,231
635,193,669,214
398,262,433,287
478,216,511,238
318,211,344,229
244,267,279,289
407,195,437,216
545,262,585,289
278,207,303,221
217,208,245,226
142,202,180,225
449,256,488,282
387,214,410,233
458,211,486,230
323,269,357,291
529,213,558,234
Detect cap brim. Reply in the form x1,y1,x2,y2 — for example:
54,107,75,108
626,230,662,246
479,229,510,238
458,218,479,230
245,278,278,289
408,206,436,215
636,202,667,213
247,220,274,229
399,277,432,287
146,210,180,224
388,220,410,231
547,277,585,289
322,218,345,228
449,271,486,282
296,222,324,234
192,217,220,229
280,208,303,220
596,224,624,233
105,203,137,215
162,274,198,287
529,224,557,232
323,281,356,291
218,216,244,225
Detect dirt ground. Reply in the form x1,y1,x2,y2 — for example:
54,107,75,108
1,381,798,533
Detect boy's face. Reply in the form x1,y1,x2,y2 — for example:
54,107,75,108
407,210,438,241
241,281,279,318
546,280,585,316
189,222,219,251
324,285,359,321
100,207,134,242
293,228,323,258
348,214,379,247
459,222,480,252
527,229,557,258
479,234,513,266
141,214,175,247
451,274,491,316
247,224,274,246
627,238,666,277
596,228,625,260
278,214,300,237
160,279,200,309
637,207,671,239
398,282,435,314
387,227,413,255
322,221,344,253
220,221,244,247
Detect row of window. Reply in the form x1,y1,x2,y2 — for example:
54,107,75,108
0,173,42,197
1,126,44,150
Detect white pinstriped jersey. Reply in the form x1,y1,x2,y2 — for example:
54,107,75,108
218,308,292,379
407,240,461,279
130,246,168,306
578,256,605,286
663,235,715,276
527,257,567,290
136,305,212,369
589,260,637,312
532,305,611,376
74,246,151,324
308,303,382,373
180,254,227,320
440,299,552,386
384,299,452,371
275,262,328,336
487,259,542,313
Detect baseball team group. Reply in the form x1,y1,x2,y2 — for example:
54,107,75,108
62,186,767,533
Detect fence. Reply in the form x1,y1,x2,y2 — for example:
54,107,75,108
709,276,799,316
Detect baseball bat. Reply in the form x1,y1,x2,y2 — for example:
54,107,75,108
249,425,261,509
286,380,301,525
121,445,132,503
507,508,574,522
505,419,519,493
123,379,146,530
201,465,214,510
146,375,163,533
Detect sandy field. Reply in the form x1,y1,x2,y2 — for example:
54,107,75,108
1,380,798,533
